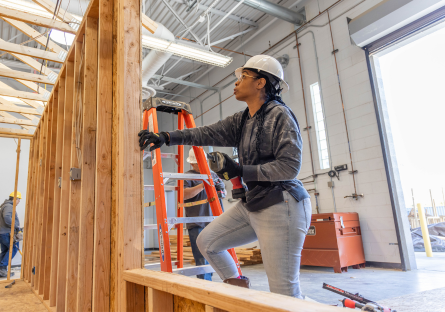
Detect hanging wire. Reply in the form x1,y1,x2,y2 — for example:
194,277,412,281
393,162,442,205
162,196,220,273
62,0,73,21
79,0,85,17
37,0,63,93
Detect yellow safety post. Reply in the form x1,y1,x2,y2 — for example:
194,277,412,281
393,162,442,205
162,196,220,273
417,203,433,257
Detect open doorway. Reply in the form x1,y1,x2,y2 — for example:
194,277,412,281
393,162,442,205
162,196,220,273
369,20,445,260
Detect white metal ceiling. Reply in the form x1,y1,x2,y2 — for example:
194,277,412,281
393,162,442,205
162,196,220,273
0,0,298,94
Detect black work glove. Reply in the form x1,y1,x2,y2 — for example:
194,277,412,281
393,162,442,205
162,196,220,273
214,153,243,181
138,131,169,151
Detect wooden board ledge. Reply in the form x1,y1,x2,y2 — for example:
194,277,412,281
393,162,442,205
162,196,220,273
123,269,343,312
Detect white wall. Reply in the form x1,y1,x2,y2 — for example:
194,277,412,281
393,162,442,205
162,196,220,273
0,0,404,265
180,0,402,264
0,124,30,266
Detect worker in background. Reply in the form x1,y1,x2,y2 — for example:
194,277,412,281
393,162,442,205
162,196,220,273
0,192,21,278
139,55,311,299
184,148,226,281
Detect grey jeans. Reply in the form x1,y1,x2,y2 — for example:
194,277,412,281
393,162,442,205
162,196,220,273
197,191,311,298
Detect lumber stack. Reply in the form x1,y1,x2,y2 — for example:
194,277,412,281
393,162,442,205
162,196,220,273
146,235,195,264
234,247,263,266
146,234,263,266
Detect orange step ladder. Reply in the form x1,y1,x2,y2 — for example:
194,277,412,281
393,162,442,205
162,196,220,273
142,97,242,276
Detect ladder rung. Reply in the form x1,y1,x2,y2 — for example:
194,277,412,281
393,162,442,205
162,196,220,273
143,152,177,161
168,217,217,224
172,265,215,276
143,217,217,230
144,224,158,230
162,172,208,180
144,261,179,268
144,185,177,191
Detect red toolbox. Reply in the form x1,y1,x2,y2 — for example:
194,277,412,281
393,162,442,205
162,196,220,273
301,212,365,273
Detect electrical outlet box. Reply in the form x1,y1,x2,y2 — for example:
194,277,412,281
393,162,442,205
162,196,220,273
70,168,81,181
328,181,334,188
334,164,348,171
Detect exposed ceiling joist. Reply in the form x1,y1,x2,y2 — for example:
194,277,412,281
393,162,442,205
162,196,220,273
0,40,65,63
0,115,38,126
0,103,42,115
0,62,54,93
4,74,53,96
0,39,57,76
0,58,59,72
0,67,54,85
0,87,47,102
0,111,33,130
0,81,46,107
0,5,77,34
0,96,41,124
1,17,67,54
0,127,33,138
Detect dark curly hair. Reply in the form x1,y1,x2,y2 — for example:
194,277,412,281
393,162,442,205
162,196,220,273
232,68,291,157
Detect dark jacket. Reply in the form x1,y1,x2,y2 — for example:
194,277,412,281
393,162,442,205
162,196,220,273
0,200,20,235
169,101,310,210
183,169,225,229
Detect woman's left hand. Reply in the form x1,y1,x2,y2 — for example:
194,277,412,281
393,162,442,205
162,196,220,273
214,153,243,181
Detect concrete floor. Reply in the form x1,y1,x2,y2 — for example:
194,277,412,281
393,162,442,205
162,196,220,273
379,286,445,312
226,252,445,305
151,252,445,307
3,252,443,310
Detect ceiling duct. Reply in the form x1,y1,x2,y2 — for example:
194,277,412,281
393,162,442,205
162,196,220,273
234,0,305,25
142,86,157,99
142,23,175,100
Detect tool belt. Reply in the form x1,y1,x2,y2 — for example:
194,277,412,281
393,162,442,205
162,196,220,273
243,181,284,212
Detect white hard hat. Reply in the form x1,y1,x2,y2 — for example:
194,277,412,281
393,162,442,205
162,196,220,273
235,55,289,93
186,148,197,164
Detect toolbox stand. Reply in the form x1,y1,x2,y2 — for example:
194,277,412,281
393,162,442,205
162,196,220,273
142,97,242,277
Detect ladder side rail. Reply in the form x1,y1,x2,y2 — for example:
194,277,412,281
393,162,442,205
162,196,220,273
143,108,173,273
177,112,184,269
182,111,242,276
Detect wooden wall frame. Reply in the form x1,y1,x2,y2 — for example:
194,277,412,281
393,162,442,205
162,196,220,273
16,0,342,311
20,0,143,311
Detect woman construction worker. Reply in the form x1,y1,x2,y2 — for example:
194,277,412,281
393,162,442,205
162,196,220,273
138,55,311,299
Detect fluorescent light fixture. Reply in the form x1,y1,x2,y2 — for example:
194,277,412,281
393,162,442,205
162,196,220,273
142,35,232,68
50,29,76,46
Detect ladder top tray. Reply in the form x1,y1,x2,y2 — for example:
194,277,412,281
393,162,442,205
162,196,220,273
143,97,192,115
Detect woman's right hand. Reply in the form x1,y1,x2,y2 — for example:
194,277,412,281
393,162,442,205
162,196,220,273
138,130,169,151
